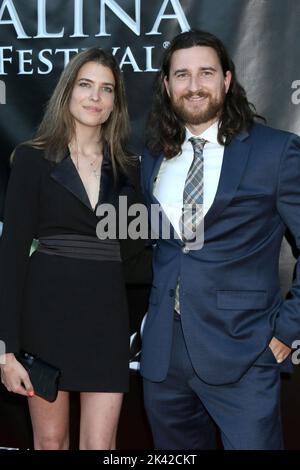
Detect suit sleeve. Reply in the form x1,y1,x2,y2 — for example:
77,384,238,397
0,146,40,353
275,133,300,347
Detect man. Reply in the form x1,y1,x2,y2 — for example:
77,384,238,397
140,30,300,450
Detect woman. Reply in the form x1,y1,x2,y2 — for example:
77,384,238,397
0,48,150,450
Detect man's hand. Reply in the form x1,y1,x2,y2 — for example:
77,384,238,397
269,337,291,363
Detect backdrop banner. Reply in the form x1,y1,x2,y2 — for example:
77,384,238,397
0,0,300,449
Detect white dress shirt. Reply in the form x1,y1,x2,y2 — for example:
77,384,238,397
153,121,225,238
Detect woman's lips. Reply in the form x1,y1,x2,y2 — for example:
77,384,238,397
84,106,102,113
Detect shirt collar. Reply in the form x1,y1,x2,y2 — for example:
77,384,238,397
185,120,220,145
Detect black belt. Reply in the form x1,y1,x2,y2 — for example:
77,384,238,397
36,234,121,262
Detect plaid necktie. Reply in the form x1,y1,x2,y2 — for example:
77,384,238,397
175,137,207,314
180,137,207,240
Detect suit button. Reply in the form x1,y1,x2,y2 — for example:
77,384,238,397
169,289,175,297
182,246,189,254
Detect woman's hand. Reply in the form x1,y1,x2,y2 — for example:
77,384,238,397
0,353,34,397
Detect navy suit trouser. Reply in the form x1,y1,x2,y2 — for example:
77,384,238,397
143,314,284,450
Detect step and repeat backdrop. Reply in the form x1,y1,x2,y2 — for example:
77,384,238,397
1,0,300,449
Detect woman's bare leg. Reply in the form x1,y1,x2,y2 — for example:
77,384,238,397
27,391,70,450
79,392,123,450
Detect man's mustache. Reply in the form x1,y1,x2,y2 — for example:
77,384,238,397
182,91,210,99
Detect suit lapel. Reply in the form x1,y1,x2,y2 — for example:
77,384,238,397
148,153,183,244
50,151,92,210
149,154,164,204
148,130,251,239
204,130,251,230
50,145,115,212
98,144,115,205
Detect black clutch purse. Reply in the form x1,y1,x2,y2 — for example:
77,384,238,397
17,351,61,402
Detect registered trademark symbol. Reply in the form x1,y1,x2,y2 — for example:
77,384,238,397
163,41,170,49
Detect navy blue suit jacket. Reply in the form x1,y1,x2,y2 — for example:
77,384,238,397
140,123,300,385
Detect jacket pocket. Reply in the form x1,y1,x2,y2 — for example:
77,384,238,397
229,194,267,207
217,290,267,310
255,346,279,366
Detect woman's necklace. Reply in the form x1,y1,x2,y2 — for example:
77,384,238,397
72,139,102,179
89,157,101,179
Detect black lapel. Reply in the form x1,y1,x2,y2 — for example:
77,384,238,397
50,150,92,210
50,146,115,212
98,144,115,205
204,130,251,230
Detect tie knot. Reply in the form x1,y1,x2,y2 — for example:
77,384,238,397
189,137,207,154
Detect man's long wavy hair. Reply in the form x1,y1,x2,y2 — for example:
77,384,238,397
29,48,131,176
147,30,264,159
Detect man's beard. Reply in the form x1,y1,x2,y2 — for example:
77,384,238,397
171,89,226,126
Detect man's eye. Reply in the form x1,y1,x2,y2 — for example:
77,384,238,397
103,87,114,93
79,82,90,87
177,73,188,79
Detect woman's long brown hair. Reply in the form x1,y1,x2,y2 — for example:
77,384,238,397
30,48,131,177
